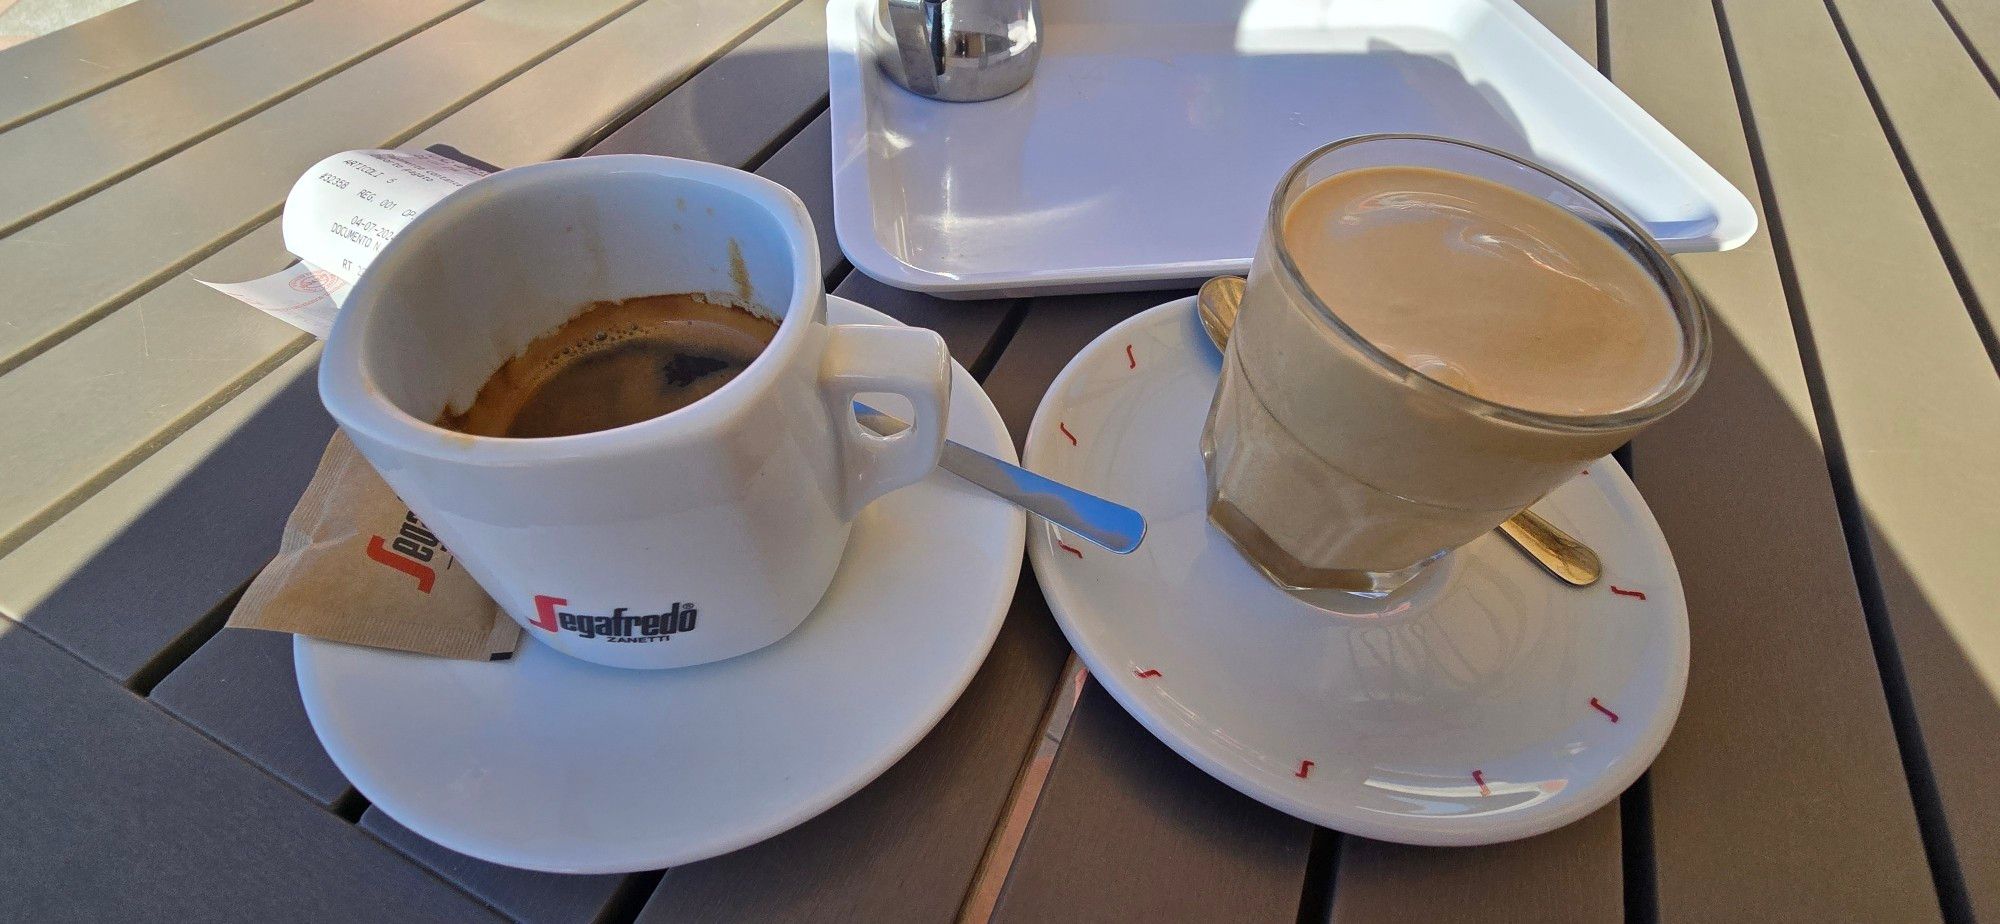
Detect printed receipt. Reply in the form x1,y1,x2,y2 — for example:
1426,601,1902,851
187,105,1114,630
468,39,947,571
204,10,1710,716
201,148,492,337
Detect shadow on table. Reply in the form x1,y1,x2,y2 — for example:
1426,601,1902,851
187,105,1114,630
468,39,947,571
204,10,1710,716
0,28,1989,920
1,239,1989,924
3,362,333,685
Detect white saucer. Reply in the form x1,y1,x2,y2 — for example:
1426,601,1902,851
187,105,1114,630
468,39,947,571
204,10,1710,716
1024,297,1688,846
296,297,1026,873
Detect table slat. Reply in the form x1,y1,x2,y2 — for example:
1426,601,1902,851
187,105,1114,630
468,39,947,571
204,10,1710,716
0,218,305,562
1610,0,1947,920
1821,2,2000,906
0,0,653,561
152,608,355,808
0,0,300,131
1933,0,2000,93
629,126,1035,920
948,287,1324,924
1826,0,2000,349
636,574,1069,922
413,0,812,167
66,0,829,847
588,0,828,162
0,0,476,236
0,0,644,379
360,809,635,924
1719,0,2000,918
991,681,1315,923
1513,0,1599,65
0,340,320,644
1331,807,1622,924
0,311,325,683
0,0,805,570
0,627,505,922
833,270,1023,368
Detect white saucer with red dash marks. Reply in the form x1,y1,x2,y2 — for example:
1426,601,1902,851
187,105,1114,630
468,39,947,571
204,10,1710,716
295,298,1025,873
1024,296,1689,847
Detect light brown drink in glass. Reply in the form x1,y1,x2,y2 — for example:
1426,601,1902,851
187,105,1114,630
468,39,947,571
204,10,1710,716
1285,166,1682,417
1205,163,1686,593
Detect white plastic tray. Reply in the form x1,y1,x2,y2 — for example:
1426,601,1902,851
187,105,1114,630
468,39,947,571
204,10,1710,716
827,0,1756,299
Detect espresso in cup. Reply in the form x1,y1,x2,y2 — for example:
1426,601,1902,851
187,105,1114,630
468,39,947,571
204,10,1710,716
439,293,780,438
1204,136,1708,596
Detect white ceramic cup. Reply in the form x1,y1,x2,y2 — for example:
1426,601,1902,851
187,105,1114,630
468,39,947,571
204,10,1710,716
319,155,951,669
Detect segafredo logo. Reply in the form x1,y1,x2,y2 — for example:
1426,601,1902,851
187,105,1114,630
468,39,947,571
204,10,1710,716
365,512,445,593
530,595,699,644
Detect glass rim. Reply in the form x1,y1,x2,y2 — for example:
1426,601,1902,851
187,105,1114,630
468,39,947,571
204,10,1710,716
1263,133,1712,434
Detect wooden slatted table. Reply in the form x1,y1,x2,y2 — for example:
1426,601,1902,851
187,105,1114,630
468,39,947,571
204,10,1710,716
0,0,1993,920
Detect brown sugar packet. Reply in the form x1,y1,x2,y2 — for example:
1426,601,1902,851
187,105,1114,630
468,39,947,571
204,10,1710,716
229,431,519,660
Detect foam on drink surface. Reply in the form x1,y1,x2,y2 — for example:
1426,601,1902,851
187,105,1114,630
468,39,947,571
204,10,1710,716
1280,166,1682,417
438,293,778,439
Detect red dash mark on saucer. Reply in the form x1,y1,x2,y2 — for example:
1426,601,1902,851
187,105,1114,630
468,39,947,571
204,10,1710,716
1590,698,1620,722
1580,469,1591,476
1057,539,1084,558
1134,668,1161,679
1610,585,1647,600
1473,770,1490,797
1059,422,1077,445
1126,344,1137,369
1296,760,1315,779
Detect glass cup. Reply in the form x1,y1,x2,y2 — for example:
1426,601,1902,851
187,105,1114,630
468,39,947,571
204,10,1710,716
1201,134,1710,596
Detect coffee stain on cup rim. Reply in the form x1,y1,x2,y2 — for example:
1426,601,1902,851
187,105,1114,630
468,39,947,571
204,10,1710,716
728,238,753,305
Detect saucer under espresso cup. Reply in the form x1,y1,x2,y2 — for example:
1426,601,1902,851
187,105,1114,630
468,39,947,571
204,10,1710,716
1024,296,1688,846
296,297,1026,873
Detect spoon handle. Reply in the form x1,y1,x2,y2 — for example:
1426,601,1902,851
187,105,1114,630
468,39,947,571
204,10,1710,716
854,402,1147,554
1497,508,1602,586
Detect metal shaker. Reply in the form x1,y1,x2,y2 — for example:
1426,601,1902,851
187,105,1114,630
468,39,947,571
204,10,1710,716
873,0,1040,102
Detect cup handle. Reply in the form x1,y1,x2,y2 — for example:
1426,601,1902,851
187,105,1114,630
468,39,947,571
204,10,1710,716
819,324,951,518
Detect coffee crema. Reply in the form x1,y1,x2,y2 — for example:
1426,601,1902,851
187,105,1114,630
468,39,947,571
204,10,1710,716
1280,165,1682,417
438,293,779,438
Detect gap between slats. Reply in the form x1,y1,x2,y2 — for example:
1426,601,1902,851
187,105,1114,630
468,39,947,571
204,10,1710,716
10,0,813,667
0,601,494,910
562,17,818,161
1930,0,2000,101
0,0,489,240
0,0,670,558
739,99,830,176
0,0,310,134
1593,8,1659,919
0,0,652,384
1709,2,1973,921
0,27,834,923
1,8,833,921
1296,5,1653,919
1819,0,1999,376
